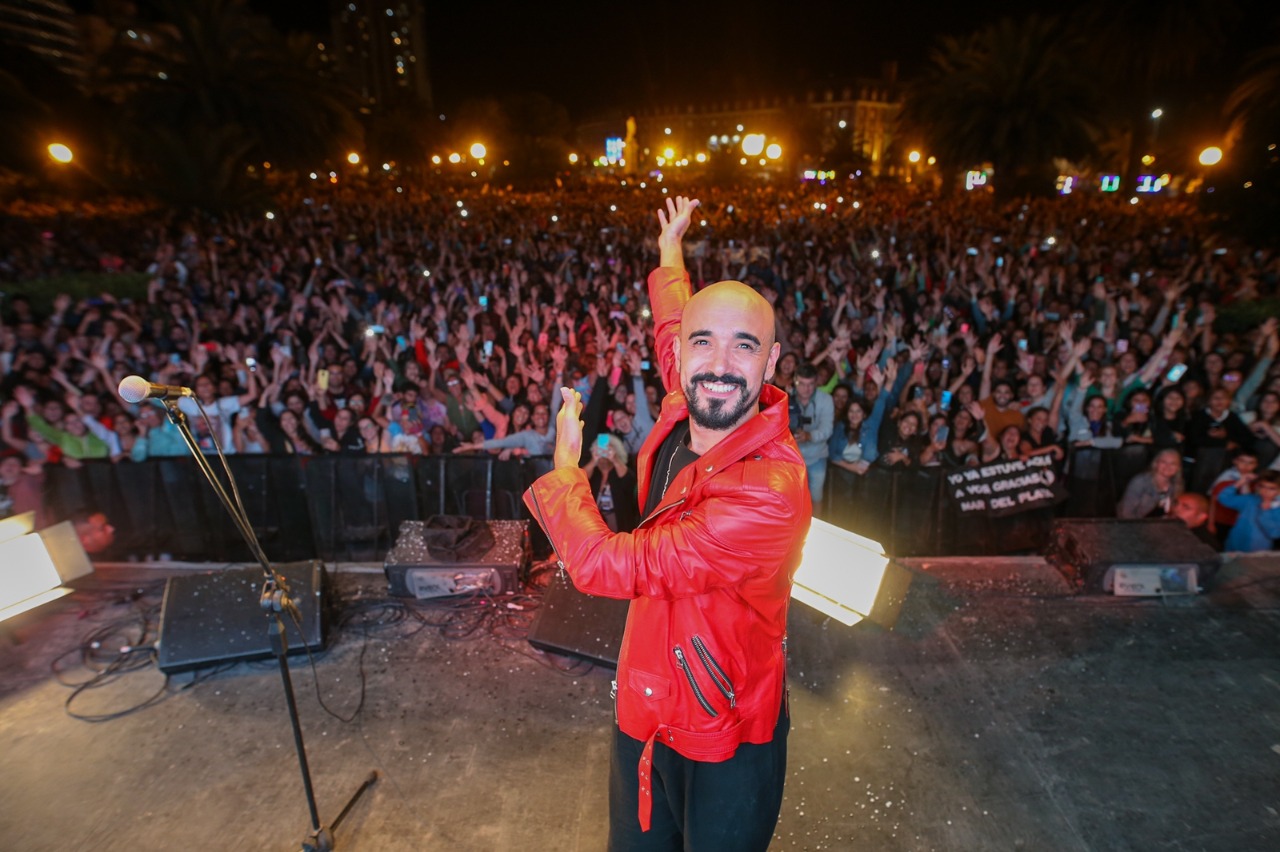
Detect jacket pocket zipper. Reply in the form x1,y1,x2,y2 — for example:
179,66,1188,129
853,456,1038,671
691,635,736,709
673,645,717,718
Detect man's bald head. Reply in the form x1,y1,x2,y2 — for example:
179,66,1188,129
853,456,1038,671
675,279,782,449
681,280,777,351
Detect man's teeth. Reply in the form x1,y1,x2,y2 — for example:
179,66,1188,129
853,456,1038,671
701,381,736,393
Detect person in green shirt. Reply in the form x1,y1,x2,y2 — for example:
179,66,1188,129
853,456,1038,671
12,386,109,460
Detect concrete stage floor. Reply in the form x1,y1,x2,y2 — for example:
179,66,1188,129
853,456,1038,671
2,553,1279,852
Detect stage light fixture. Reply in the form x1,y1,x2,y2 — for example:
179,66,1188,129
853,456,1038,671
791,519,910,627
0,517,92,624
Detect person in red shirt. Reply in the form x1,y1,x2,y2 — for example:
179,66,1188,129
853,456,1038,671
526,196,810,851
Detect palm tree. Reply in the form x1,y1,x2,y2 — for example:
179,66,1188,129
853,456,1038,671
899,16,1100,198
1226,39,1280,146
100,0,361,207
1077,0,1241,178
1219,34,1280,243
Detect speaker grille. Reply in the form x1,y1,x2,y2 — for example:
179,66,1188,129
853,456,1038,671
157,561,330,674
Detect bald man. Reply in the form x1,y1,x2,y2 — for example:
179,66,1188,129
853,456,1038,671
525,196,811,851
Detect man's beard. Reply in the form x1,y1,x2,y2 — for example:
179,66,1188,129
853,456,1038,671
685,372,758,431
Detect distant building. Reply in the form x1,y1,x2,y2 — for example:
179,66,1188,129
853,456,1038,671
0,0,86,83
326,0,433,111
579,66,902,178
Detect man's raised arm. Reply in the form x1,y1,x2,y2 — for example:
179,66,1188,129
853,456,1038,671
650,196,701,392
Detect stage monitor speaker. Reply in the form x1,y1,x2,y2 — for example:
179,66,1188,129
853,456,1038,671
384,519,528,599
1045,518,1219,593
157,561,331,674
528,570,630,667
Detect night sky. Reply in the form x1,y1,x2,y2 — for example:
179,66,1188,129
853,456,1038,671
101,0,1269,120
254,0,1073,115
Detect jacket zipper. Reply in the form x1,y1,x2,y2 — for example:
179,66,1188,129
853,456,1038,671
690,635,736,709
673,645,717,717
638,497,686,529
526,485,567,572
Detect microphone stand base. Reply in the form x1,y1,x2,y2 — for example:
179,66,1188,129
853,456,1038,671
300,771,380,852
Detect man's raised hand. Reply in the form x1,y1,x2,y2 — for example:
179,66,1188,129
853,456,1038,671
553,387,584,471
657,196,700,261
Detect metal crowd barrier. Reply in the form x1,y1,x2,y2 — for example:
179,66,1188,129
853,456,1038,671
29,444,1231,561
41,454,552,563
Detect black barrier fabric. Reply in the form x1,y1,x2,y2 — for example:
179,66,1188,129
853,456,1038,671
21,445,1231,561
945,456,1067,518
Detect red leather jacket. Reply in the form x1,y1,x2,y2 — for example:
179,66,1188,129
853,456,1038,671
524,266,811,828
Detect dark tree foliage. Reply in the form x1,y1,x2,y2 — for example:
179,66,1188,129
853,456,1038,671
100,0,361,208
899,16,1101,198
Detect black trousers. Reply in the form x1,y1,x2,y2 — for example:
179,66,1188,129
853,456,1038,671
607,700,789,852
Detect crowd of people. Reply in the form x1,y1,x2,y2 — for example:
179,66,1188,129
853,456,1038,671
2,176,1279,551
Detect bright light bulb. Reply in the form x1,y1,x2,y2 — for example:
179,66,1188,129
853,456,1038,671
1198,146,1223,166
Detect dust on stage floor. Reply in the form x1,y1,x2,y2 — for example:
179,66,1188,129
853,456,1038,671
2,555,1280,852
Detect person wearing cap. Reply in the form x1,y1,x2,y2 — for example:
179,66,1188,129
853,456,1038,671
526,196,810,851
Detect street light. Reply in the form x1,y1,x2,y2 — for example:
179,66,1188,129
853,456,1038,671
448,152,461,164
47,143,73,164
908,150,922,164
1199,146,1223,166
568,152,579,164
469,142,486,159
765,143,782,160
346,152,360,165
741,134,765,157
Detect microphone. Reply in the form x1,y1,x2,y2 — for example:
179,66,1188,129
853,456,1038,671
118,375,194,404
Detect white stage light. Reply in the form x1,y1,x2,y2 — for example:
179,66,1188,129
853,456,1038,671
0,517,93,624
792,519,908,627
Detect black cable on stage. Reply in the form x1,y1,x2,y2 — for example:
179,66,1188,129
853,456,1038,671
51,566,594,723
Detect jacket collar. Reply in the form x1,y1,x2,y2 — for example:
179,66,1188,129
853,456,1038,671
639,383,794,505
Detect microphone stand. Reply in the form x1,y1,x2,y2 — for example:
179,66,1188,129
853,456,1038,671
161,399,377,851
